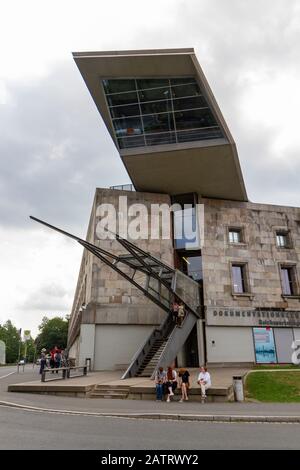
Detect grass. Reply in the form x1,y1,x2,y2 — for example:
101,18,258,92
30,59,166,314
253,364,300,370
246,371,300,402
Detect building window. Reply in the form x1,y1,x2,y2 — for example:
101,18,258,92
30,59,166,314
276,231,291,248
231,263,248,294
229,228,243,244
102,77,224,149
280,265,297,296
181,255,203,282
172,193,200,250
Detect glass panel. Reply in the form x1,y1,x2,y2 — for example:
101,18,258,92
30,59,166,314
110,104,140,119
113,116,143,136
138,87,170,102
102,77,224,148
229,230,241,243
145,132,176,146
232,265,244,293
173,95,207,111
102,79,136,94
277,233,288,247
142,113,174,134
117,135,145,149
184,256,203,281
140,100,171,115
136,79,169,90
171,82,201,98
177,128,223,142
174,269,200,312
170,77,197,86
174,206,199,250
107,91,138,107
175,108,217,130
281,268,292,295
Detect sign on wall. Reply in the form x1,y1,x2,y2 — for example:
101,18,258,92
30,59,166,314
253,327,277,364
207,307,300,328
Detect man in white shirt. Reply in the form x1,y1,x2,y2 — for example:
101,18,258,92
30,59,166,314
197,366,211,400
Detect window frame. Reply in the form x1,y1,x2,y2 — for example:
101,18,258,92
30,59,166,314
230,262,252,298
227,226,246,245
275,230,292,249
279,263,299,298
101,76,224,150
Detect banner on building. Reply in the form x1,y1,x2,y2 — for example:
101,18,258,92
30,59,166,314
253,327,277,363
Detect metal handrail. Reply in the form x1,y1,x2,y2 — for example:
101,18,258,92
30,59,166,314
121,315,173,379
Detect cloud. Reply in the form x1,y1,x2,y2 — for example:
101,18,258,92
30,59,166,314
0,62,129,232
21,282,70,311
1,0,300,337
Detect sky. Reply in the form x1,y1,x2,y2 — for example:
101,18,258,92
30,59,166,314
1,0,300,337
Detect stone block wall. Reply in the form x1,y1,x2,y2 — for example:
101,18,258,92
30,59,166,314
201,198,300,311
69,188,174,338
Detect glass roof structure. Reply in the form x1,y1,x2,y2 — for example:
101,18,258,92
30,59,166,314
102,77,224,150
73,48,247,201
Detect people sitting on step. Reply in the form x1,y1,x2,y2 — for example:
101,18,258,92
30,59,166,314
178,368,190,402
165,366,178,402
197,366,211,402
154,367,166,401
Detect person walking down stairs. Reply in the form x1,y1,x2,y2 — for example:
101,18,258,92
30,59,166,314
177,303,185,327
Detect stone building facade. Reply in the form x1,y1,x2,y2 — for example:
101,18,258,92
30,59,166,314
67,48,300,370
68,188,174,370
202,198,300,365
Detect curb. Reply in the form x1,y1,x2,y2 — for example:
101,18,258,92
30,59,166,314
1,400,300,423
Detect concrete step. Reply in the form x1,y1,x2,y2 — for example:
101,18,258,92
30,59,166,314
94,385,129,392
90,384,130,399
90,393,128,399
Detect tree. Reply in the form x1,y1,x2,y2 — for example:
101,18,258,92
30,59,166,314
0,320,21,363
35,316,69,353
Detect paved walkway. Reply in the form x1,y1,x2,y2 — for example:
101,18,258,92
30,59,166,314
1,365,300,423
6,366,249,390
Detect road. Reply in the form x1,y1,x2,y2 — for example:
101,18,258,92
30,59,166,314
0,365,18,380
0,404,299,450
0,365,300,450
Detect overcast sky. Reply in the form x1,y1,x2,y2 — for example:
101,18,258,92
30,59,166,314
1,0,300,336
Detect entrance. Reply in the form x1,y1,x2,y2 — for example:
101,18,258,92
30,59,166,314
184,325,199,367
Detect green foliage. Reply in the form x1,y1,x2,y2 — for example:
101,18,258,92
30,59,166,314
35,316,69,353
0,320,21,363
246,371,300,402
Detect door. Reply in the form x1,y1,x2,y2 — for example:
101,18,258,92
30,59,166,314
274,328,294,363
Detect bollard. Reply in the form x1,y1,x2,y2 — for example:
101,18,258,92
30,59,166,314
85,357,92,372
233,375,244,402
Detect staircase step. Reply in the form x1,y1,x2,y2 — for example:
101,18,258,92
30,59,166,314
90,393,128,399
93,386,129,393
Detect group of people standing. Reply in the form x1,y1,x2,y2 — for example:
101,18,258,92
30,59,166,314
155,366,211,403
39,346,65,374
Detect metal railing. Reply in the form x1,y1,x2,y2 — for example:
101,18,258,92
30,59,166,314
41,365,87,382
121,315,174,379
109,184,135,191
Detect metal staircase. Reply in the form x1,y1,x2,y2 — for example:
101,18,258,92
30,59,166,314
30,216,202,379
